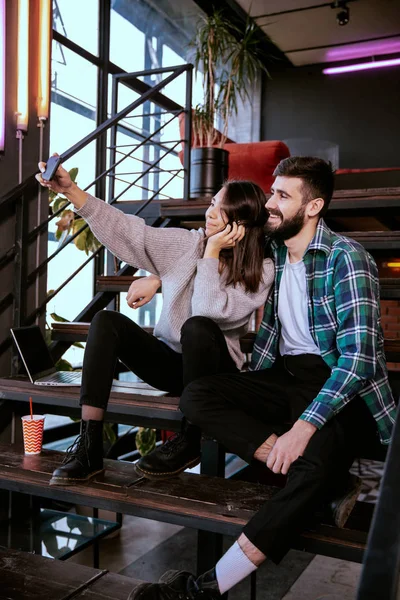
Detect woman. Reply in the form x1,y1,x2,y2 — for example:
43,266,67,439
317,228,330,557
37,159,274,485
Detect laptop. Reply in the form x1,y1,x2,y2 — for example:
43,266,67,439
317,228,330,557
10,326,82,386
10,325,168,394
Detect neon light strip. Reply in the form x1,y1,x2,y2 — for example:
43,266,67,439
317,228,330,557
38,0,51,120
323,57,400,75
0,0,5,150
17,0,29,131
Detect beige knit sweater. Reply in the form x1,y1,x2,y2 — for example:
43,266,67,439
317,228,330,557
77,195,274,368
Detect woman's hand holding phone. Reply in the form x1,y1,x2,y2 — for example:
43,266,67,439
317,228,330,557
36,154,88,209
204,222,245,259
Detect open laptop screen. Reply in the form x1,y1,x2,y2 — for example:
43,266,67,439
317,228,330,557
11,326,56,380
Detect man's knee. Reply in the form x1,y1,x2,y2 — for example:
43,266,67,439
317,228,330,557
288,455,329,488
181,316,218,344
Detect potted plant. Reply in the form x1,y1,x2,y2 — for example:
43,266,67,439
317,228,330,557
189,9,270,197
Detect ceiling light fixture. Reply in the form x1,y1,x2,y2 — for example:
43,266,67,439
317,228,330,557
323,56,400,74
331,1,350,26
0,0,5,152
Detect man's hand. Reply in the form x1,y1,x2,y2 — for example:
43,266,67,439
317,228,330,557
126,275,161,309
266,420,317,475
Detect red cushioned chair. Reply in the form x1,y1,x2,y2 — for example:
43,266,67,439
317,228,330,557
178,113,290,194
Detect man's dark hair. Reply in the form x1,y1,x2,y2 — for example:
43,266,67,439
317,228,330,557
273,156,335,217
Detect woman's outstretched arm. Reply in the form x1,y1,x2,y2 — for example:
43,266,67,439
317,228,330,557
37,159,201,277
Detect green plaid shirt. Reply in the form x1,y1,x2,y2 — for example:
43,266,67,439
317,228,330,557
250,219,396,444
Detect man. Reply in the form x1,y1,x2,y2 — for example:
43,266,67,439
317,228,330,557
128,157,396,600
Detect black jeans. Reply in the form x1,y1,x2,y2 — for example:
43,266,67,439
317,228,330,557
180,353,378,562
80,311,238,410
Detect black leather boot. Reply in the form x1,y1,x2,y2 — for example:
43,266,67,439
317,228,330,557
49,420,104,486
330,473,362,528
135,425,201,480
127,568,220,600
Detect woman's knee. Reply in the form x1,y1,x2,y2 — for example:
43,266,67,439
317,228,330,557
181,316,219,344
90,310,123,332
179,377,213,424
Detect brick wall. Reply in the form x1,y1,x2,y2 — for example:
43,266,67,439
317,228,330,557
381,300,400,371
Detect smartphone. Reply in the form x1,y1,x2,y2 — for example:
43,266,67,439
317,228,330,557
42,155,62,181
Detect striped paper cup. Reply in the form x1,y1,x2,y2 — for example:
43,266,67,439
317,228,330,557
21,415,45,455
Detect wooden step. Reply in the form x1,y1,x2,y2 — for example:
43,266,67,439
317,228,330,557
157,189,400,219
51,323,268,356
51,321,153,342
0,547,143,600
0,443,373,564
50,322,400,362
342,231,400,250
94,273,399,298
0,377,181,429
380,278,400,300
96,275,162,293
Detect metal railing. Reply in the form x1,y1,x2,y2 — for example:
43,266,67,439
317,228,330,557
0,63,193,359
356,403,400,600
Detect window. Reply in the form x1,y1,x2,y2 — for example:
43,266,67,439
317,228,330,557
53,0,99,56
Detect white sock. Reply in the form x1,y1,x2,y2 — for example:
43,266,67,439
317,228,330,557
215,541,257,594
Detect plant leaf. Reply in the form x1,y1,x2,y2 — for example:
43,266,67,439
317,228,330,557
50,312,69,322
135,427,156,456
52,197,69,214
55,358,74,371
69,167,79,183
48,189,57,203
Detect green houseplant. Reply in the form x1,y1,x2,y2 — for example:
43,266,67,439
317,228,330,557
189,9,270,196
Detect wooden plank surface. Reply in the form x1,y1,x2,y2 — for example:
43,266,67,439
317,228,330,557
50,327,400,359
0,378,179,409
96,275,162,293
0,444,371,563
0,547,141,600
158,189,400,218
0,444,274,534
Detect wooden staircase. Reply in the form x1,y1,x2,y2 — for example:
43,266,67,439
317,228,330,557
50,189,400,364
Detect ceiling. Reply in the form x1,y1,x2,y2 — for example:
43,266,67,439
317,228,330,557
234,0,400,66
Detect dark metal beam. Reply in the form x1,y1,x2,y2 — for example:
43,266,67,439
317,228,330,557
356,408,400,599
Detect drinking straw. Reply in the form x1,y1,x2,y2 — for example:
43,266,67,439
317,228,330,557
29,396,33,419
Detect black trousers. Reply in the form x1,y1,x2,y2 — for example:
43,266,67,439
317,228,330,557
80,311,238,410
180,353,378,563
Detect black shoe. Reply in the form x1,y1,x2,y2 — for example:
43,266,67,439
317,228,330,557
330,474,362,528
135,432,201,480
127,569,220,600
49,420,104,486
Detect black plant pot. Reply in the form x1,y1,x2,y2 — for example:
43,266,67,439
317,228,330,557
190,147,229,198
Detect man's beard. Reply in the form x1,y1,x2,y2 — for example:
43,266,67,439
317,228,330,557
265,205,306,242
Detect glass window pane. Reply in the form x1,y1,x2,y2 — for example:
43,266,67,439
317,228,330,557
110,10,145,72
49,41,98,357
53,0,99,56
52,41,98,110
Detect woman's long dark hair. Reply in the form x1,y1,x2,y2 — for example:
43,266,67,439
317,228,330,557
218,180,268,293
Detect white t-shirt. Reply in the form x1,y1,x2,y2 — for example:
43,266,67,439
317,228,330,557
278,253,321,356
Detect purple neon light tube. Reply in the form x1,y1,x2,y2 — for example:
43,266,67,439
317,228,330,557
324,57,400,75
0,0,5,151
